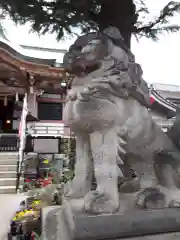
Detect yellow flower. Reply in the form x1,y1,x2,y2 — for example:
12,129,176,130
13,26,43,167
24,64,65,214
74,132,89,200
20,212,25,216
31,200,41,209
34,200,41,205
25,210,34,215
12,217,16,221
43,159,49,164
16,211,25,219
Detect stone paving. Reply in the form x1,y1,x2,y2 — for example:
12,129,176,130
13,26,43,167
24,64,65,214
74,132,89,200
0,194,27,240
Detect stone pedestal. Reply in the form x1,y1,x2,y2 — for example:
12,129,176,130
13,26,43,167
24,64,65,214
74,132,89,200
42,200,180,240
125,233,180,240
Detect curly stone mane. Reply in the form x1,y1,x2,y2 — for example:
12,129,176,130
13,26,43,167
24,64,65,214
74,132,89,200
63,27,150,108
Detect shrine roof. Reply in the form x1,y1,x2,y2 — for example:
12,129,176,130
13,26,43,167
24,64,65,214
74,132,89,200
150,83,180,93
150,89,177,112
0,28,60,65
150,83,180,114
0,41,56,66
0,30,70,95
0,29,66,73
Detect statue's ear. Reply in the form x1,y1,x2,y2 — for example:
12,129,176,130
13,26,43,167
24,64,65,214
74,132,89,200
103,27,124,40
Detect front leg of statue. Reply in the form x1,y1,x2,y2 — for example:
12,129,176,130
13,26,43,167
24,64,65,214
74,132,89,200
64,133,93,198
84,128,120,213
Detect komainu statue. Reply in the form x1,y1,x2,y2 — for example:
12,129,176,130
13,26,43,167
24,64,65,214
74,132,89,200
63,27,180,214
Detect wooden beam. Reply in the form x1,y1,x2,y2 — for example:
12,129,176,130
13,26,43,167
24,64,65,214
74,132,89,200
0,47,65,76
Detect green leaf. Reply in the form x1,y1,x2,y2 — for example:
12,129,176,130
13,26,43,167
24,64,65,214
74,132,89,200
0,0,180,45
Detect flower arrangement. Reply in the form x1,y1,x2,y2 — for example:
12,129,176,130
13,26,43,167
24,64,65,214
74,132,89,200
9,198,42,239
23,158,54,192
12,209,38,222
23,176,53,192
8,155,75,239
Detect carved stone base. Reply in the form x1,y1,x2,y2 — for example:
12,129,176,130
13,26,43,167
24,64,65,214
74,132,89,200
64,200,180,239
125,233,180,240
42,200,180,240
42,206,63,240
43,200,180,240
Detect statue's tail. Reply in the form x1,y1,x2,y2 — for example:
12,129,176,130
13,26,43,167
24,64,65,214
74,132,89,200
116,132,140,192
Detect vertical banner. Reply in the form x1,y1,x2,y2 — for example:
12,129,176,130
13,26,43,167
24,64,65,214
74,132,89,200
18,93,28,174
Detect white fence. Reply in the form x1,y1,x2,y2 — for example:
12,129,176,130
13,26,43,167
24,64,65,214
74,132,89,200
27,122,65,137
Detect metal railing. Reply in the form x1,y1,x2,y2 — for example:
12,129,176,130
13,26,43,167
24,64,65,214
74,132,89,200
16,153,24,192
0,134,19,152
27,122,64,137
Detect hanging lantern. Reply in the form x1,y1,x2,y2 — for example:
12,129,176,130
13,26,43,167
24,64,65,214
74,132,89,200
60,80,67,88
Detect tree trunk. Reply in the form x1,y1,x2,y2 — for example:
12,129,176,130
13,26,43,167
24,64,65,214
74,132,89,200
95,0,137,48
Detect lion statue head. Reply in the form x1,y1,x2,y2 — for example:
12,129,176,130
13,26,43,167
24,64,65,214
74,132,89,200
63,27,150,107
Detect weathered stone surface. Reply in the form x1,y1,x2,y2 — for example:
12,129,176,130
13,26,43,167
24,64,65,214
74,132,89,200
42,204,180,240
123,233,180,240
63,200,180,240
62,26,180,215
42,206,63,240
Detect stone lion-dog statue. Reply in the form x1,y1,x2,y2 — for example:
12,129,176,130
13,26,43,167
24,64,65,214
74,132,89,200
63,27,180,214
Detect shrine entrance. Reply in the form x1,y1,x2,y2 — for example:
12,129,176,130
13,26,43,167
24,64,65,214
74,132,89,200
0,98,19,151
0,99,14,133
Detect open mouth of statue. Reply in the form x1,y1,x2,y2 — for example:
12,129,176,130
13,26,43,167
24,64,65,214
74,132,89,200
70,62,101,76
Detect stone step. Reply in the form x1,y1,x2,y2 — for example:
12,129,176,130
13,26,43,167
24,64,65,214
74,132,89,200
0,186,16,194
0,159,18,165
0,153,18,160
0,171,24,178
0,171,17,178
0,153,24,195
0,157,18,163
0,156,18,161
0,164,24,171
0,178,24,186
0,152,18,156
0,165,17,171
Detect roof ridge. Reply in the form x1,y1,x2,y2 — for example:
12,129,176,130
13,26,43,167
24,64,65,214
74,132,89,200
151,83,180,87
150,83,180,92
150,89,177,112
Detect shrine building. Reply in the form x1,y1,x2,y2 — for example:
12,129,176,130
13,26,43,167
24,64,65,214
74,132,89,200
0,29,74,155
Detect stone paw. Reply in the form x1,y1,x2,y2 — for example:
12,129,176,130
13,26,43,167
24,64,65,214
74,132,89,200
64,180,90,198
84,190,119,214
136,187,165,210
169,200,180,208
119,177,140,193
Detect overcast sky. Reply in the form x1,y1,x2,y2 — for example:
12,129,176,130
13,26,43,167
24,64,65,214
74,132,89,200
2,0,180,85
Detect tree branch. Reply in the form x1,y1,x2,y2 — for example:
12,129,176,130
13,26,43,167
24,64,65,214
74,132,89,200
135,1,180,36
